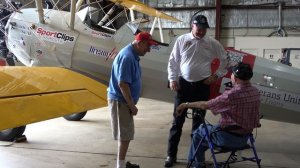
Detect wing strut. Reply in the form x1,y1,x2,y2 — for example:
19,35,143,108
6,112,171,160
130,9,135,22
35,0,45,24
98,4,119,26
70,0,76,30
150,17,164,43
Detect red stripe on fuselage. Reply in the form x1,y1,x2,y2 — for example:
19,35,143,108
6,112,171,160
209,48,256,99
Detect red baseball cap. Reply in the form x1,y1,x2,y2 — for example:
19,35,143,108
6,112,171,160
135,32,158,46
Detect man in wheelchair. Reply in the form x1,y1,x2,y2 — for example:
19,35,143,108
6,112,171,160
176,62,261,168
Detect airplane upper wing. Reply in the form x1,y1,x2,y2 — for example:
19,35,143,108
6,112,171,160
109,0,181,22
0,67,107,131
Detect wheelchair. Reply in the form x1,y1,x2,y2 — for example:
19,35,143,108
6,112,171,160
186,111,261,168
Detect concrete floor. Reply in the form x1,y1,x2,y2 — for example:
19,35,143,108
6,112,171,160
0,98,299,168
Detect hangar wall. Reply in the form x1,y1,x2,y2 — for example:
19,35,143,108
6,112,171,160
2,0,300,61
3,1,300,42
138,0,300,46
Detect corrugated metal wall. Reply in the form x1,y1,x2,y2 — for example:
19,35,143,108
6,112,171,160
0,0,68,9
142,0,300,29
3,0,300,29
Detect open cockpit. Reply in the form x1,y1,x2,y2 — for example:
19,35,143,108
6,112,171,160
76,1,129,34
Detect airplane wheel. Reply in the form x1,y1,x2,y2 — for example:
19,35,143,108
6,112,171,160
63,111,87,121
0,126,26,141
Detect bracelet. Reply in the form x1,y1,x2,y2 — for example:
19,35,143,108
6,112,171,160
185,102,189,108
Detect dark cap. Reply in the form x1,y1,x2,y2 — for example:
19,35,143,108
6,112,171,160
232,62,253,80
135,32,158,46
192,15,209,28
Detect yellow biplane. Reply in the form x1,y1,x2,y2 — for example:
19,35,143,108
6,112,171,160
1,0,300,142
0,0,180,141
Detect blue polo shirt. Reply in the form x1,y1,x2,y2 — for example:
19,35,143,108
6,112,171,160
107,44,142,104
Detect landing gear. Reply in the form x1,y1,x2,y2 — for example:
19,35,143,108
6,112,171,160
63,111,87,121
0,111,88,141
0,126,26,141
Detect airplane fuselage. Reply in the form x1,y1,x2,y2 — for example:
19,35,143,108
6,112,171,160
5,8,300,124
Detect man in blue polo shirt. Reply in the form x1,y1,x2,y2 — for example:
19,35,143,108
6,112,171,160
107,32,158,168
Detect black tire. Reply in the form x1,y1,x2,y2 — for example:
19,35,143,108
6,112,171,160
63,111,87,121
6,56,15,66
0,126,26,141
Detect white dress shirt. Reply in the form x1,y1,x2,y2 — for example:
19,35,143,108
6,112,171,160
168,32,228,82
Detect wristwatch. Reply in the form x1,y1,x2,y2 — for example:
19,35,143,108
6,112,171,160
185,102,189,108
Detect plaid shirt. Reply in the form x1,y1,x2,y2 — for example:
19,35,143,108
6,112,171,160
207,83,260,134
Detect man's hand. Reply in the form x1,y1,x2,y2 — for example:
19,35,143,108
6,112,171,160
169,81,180,91
203,74,218,85
175,103,187,116
176,101,208,116
119,81,138,116
128,104,138,116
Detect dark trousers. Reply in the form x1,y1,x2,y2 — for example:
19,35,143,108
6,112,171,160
167,77,210,158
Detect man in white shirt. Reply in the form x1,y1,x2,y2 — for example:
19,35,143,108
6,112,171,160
165,14,228,167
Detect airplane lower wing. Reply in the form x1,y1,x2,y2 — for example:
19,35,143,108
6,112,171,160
0,67,107,131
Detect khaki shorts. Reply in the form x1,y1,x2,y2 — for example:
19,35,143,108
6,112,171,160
108,99,134,141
